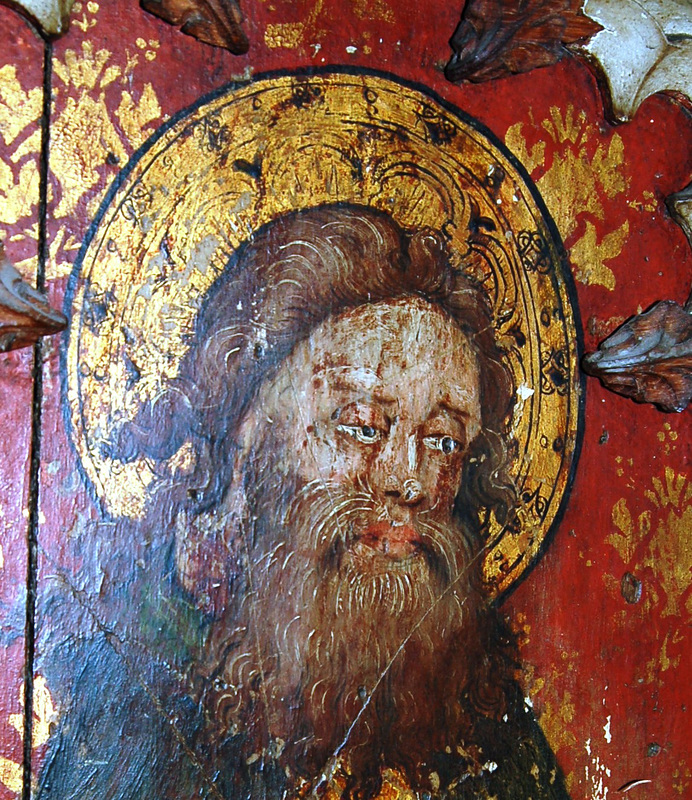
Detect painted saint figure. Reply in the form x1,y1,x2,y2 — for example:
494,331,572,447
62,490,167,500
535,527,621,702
39,205,570,799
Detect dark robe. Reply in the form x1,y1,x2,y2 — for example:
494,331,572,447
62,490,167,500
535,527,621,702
37,603,571,800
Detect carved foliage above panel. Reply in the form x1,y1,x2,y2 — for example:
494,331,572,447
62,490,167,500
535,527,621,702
445,0,600,83
446,0,692,123
583,301,692,412
2,0,74,36
578,0,692,122
0,245,67,352
140,0,248,53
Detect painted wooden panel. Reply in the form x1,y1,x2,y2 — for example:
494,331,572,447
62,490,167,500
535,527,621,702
0,1,688,799
0,11,45,799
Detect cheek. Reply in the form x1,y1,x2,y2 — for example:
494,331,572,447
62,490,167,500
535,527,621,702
293,425,373,484
423,460,464,513
327,442,379,485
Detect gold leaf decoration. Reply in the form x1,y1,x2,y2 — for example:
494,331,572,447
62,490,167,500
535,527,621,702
51,93,128,218
522,656,579,761
0,160,40,227
264,22,305,49
0,66,42,148
0,65,42,238
607,497,649,564
642,470,692,616
0,756,21,795
0,676,57,794
10,130,41,165
505,122,546,174
350,0,394,23
505,105,630,290
70,0,100,26
569,220,628,290
8,676,57,747
538,108,628,239
116,83,163,146
49,37,163,226
602,464,691,686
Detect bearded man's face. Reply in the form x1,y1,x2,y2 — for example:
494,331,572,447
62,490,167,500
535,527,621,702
205,296,487,793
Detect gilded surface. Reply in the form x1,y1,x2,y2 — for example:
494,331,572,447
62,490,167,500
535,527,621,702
505,105,631,291
607,463,692,661
65,71,581,596
2,1,688,795
0,2,163,280
51,37,163,222
0,65,41,238
0,677,55,794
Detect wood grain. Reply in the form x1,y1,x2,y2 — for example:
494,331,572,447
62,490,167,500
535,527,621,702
140,0,248,54
445,0,600,83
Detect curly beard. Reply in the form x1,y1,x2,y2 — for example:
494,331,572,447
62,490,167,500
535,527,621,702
196,450,504,798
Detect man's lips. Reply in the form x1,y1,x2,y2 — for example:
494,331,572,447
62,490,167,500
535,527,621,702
357,521,422,559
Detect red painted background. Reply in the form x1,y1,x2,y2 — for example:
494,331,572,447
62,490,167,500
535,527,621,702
1,0,691,797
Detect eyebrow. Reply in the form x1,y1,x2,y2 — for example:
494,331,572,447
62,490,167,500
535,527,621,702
433,399,473,425
335,380,397,405
316,369,397,404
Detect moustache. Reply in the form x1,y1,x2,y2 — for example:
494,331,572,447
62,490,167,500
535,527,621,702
267,477,474,594
194,467,490,799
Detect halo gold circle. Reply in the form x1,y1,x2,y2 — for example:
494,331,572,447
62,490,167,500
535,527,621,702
66,70,582,597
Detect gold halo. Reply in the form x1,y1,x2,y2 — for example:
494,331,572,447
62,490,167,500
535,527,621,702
66,70,582,597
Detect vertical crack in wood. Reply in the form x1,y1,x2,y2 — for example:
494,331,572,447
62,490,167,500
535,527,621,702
22,37,53,800
310,541,491,797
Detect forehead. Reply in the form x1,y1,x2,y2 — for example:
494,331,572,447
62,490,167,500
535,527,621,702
307,297,480,399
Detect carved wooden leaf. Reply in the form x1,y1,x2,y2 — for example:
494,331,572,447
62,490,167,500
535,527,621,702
667,181,692,253
445,0,600,83
2,0,75,36
577,0,692,121
583,300,692,412
0,246,67,352
140,0,248,54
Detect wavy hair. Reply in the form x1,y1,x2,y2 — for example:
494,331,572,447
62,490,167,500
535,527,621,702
117,203,516,568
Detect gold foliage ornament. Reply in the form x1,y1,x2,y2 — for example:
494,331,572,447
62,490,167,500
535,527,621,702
65,70,583,597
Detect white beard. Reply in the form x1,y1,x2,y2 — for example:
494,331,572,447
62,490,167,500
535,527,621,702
198,466,486,794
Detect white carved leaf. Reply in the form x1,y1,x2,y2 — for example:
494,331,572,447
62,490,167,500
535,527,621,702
579,0,692,121
9,0,75,36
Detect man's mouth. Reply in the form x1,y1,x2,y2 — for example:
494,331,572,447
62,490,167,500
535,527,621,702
356,521,422,560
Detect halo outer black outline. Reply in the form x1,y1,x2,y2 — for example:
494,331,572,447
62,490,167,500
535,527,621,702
61,66,585,601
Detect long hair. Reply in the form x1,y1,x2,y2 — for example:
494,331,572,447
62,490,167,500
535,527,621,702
45,204,526,800
117,203,516,569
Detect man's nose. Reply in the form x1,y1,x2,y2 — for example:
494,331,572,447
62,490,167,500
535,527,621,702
378,432,425,507
384,476,424,506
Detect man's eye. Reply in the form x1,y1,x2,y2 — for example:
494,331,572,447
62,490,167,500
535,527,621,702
423,435,461,455
337,424,382,444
